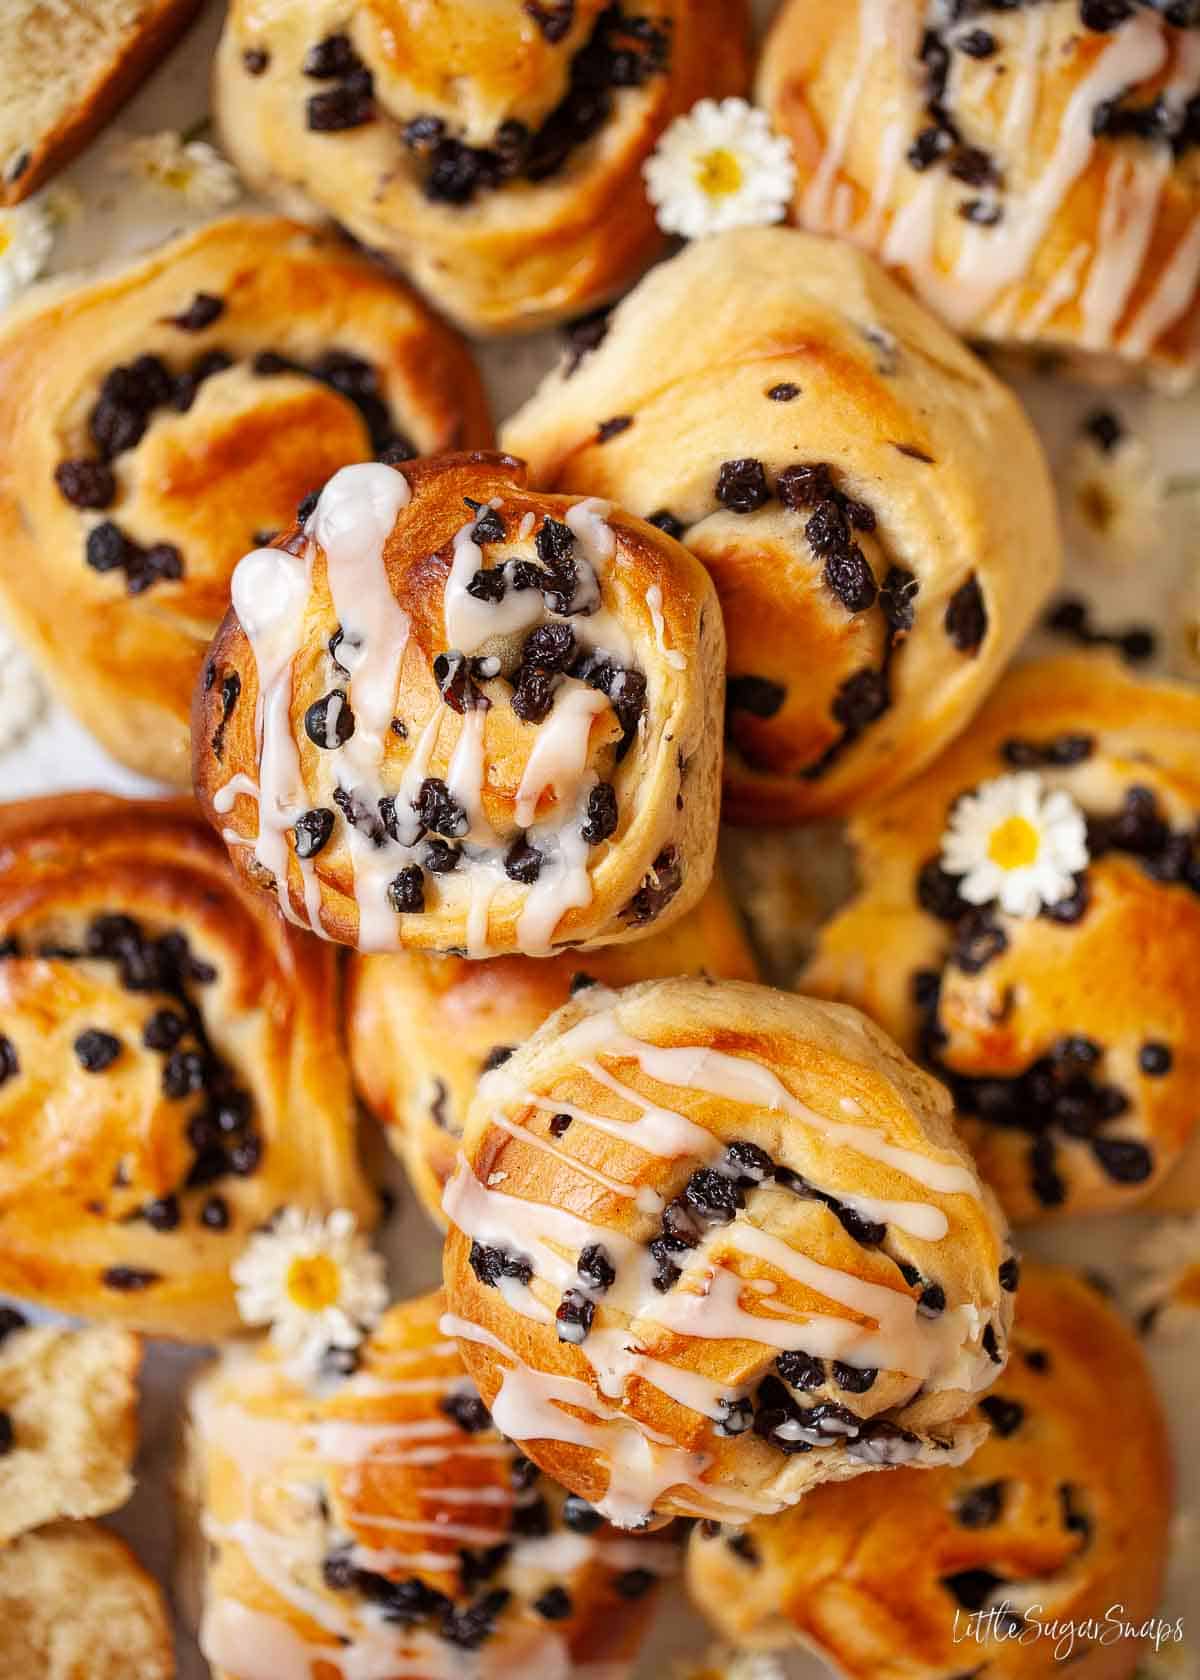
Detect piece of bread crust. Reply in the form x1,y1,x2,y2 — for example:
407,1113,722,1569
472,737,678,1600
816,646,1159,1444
0,0,203,206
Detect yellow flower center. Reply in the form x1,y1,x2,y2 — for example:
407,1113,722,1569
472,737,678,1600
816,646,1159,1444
0,226,10,258
285,1253,341,1313
987,815,1041,872
695,147,744,199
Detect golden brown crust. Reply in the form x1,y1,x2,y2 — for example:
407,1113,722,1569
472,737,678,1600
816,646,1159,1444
759,1,1200,385
0,215,492,786
805,653,1200,1223
213,0,752,335
0,794,375,1337
347,872,760,1227
0,0,203,206
194,452,724,958
503,228,1061,822
686,1264,1172,1680
185,1289,674,1680
442,977,1014,1528
0,1521,175,1679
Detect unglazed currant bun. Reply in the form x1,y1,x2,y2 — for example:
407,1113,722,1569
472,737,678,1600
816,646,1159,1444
347,873,759,1228
686,1264,1172,1680
805,653,1200,1223
183,1289,675,1680
0,215,492,786
0,796,374,1338
759,1,1200,386
441,977,1016,1530
195,452,724,958
213,1,752,335
502,228,1061,823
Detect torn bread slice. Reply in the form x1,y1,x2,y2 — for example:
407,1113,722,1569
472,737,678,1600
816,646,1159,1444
0,1319,141,1543
1,0,203,205
0,1523,173,1679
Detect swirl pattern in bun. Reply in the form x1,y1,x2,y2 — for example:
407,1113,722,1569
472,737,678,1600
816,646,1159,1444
213,1,752,334
441,977,1016,1529
503,228,1060,822
0,214,492,786
347,873,759,1228
195,452,724,957
760,1,1200,386
806,653,1200,1223
184,1289,674,1680
0,795,374,1337
686,1264,1172,1680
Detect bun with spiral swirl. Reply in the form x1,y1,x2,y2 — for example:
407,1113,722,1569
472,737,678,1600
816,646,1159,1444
686,1264,1172,1680
0,214,491,786
760,0,1200,387
0,795,374,1337
213,1,752,334
503,228,1061,823
347,873,759,1228
195,452,724,957
805,653,1200,1223
182,1289,675,1680
441,977,1016,1529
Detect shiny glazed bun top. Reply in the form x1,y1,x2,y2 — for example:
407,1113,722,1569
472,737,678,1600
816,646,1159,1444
806,654,1200,1223
0,796,373,1339
760,0,1200,384
214,0,752,333
187,1289,674,1680
0,215,491,787
685,1263,1172,1680
503,228,1061,823
195,452,724,958
442,977,1015,1529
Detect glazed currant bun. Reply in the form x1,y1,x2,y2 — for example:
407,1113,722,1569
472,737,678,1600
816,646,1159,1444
213,0,752,334
347,873,759,1228
806,653,1200,1223
0,1522,174,1680
503,228,1061,823
195,452,724,958
441,977,1016,1529
0,1316,140,1544
760,1,1200,386
0,795,374,1338
687,1264,1172,1680
183,1289,675,1680
0,215,491,786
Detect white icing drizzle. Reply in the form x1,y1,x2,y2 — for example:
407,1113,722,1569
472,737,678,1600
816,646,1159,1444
228,544,319,930
191,1311,666,1680
226,475,662,956
808,1,1194,359
514,683,612,829
443,1001,1008,1525
644,585,686,671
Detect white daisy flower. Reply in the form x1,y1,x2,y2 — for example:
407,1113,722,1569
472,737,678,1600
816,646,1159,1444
232,1207,388,1380
940,772,1089,919
0,620,47,752
0,199,53,310
1132,1214,1200,1336
113,131,241,211
644,97,796,240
